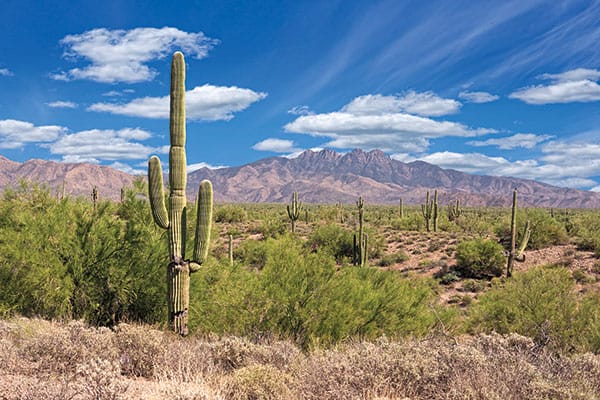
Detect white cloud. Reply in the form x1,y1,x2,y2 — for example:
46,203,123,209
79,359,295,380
47,128,165,163
0,119,67,149
342,91,461,117
54,27,218,83
46,101,78,109
109,161,145,175
89,84,267,120
591,186,600,192
285,107,493,153
540,68,600,82
0,68,13,77
187,162,228,173
467,133,552,149
252,138,300,153
510,68,600,104
458,91,499,103
409,139,600,189
288,105,314,115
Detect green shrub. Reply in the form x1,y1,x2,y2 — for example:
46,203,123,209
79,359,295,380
454,239,505,279
469,266,577,350
215,204,248,223
377,250,409,267
305,223,354,262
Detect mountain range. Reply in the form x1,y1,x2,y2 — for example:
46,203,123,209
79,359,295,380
1,149,600,208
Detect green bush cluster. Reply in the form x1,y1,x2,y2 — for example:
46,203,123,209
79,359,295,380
0,182,166,326
192,236,441,349
454,238,505,279
469,266,600,352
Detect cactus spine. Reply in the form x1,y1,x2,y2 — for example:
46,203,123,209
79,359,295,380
353,196,366,266
286,191,302,233
506,189,530,277
147,52,213,336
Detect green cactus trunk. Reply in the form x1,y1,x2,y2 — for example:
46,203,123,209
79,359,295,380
287,191,302,233
148,52,213,336
228,234,234,266
506,189,530,278
399,197,404,219
421,191,431,232
432,190,438,232
353,196,365,266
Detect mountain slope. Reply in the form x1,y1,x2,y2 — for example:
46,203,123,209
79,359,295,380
1,149,599,207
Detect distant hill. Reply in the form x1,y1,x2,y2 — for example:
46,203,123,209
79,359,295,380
0,155,135,201
2,149,600,207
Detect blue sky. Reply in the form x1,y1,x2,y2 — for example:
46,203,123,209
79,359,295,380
1,0,600,190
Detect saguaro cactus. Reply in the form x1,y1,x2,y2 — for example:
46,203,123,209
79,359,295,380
448,199,462,222
422,190,439,232
286,191,302,233
147,52,213,336
353,196,366,266
399,197,404,219
506,189,530,278
228,234,234,266
91,186,98,212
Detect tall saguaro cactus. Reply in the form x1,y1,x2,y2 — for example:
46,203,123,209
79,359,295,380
506,189,530,278
353,196,366,266
148,52,213,336
421,190,439,232
286,191,302,233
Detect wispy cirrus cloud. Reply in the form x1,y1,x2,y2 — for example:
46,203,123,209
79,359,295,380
52,27,218,83
0,68,13,77
89,84,267,120
46,101,78,109
287,105,314,116
285,92,493,153
510,68,600,104
252,138,301,153
467,133,552,149
0,119,67,149
458,91,499,103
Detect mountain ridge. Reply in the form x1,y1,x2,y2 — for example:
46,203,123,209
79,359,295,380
1,149,599,207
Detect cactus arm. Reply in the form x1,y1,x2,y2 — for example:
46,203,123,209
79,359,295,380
507,189,517,277
192,180,213,269
148,156,169,229
515,220,530,262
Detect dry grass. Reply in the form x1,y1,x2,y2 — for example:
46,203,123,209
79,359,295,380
1,318,599,399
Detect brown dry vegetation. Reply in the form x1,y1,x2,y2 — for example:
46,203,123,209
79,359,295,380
1,318,600,400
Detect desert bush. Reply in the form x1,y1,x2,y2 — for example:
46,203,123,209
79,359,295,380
469,266,578,350
75,358,128,400
214,204,248,223
454,238,505,279
377,250,409,267
0,183,166,327
256,215,287,238
221,365,294,400
305,223,354,262
113,323,167,378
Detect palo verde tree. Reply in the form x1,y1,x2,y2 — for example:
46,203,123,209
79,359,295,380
148,52,213,336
